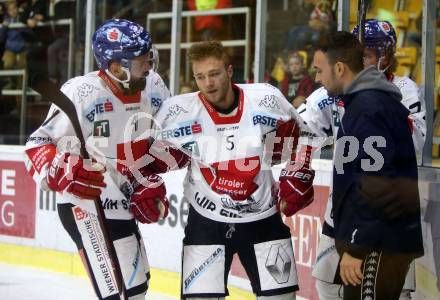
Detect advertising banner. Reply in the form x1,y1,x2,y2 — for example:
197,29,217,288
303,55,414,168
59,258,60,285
0,160,36,238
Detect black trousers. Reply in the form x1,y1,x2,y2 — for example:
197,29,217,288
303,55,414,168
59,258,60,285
182,206,297,298
342,251,413,300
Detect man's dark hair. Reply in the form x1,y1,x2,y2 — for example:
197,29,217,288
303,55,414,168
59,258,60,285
315,31,364,73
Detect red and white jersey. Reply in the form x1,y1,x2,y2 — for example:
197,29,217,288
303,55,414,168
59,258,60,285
300,75,426,227
154,83,309,223
24,70,170,219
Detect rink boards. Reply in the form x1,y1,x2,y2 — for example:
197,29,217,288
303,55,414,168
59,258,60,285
0,145,439,300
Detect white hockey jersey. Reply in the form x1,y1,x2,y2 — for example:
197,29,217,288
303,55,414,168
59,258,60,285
24,70,170,219
154,83,310,223
301,75,426,152
300,75,426,227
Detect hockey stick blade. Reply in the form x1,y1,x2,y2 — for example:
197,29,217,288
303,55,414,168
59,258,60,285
29,77,129,300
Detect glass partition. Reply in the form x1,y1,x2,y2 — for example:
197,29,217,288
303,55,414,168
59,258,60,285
2,1,439,299
264,0,338,160
147,0,255,94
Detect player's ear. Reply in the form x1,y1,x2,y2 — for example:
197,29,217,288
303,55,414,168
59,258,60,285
226,64,233,78
334,61,344,78
109,61,125,79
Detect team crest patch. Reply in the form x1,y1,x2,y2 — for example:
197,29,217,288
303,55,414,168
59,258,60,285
379,21,390,33
107,28,122,42
93,120,110,137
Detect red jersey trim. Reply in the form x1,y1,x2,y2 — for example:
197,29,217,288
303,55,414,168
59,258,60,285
98,70,141,104
198,84,244,125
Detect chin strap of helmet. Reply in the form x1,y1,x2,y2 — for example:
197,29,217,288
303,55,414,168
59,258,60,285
150,45,159,73
377,55,391,73
105,66,131,89
104,44,158,90
376,44,393,74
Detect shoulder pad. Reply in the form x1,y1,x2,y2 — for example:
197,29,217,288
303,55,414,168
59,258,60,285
61,73,102,104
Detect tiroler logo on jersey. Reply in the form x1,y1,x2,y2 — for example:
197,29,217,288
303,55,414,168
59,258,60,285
94,120,110,137
161,120,203,139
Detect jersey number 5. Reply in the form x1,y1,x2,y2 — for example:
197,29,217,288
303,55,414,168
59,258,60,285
226,135,234,150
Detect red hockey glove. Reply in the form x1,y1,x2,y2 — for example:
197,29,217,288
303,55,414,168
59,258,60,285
147,139,191,173
46,152,106,200
265,119,300,165
277,145,315,216
122,139,191,183
130,174,169,224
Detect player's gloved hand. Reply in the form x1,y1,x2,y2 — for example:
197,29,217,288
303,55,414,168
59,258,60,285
277,144,315,216
265,119,299,165
46,152,106,200
130,174,169,224
359,175,419,221
277,165,315,216
147,139,191,173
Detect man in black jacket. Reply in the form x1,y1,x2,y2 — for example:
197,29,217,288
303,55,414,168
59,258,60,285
312,31,423,300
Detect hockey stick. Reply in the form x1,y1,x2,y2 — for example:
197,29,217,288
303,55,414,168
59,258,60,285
29,78,129,300
357,0,370,45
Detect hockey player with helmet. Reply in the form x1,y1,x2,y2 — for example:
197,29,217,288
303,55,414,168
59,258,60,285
149,40,317,299
352,20,426,152
304,20,426,300
24,19,170,300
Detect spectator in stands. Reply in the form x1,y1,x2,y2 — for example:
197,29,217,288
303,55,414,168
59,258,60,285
246,53,279,85
187,0,231,41
21,0,47,27
0,0,34,88
280,52,314,108
20,0,50,78
287,0,334,51
0,1,19,142
0,0,28,70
